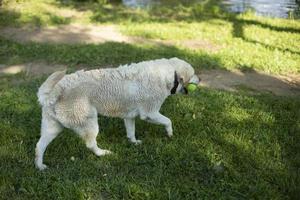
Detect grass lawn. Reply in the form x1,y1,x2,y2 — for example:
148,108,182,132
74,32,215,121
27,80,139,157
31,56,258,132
0,0,300,199
1,0,300,74
1,73,299,199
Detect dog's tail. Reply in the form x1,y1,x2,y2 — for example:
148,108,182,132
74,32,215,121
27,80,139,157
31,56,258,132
37,70,66,106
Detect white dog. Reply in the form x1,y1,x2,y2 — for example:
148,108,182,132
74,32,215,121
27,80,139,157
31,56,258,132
35,57,200,170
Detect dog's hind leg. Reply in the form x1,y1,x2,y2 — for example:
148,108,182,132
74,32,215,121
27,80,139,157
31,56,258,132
35,112,63,170
75,115,112,156
144,112,173,137
124,118,142,145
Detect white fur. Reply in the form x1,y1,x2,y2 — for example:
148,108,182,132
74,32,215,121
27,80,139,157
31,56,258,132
35,57,198,170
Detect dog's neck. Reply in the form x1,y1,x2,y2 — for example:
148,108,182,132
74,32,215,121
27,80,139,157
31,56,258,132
170,71,179,94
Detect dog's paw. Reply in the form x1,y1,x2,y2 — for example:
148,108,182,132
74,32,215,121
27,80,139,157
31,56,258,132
129,138,142,145
102,149,113,155
95,149,112,156
36,163,48,171
128,137,142,145
133,140,142,145
167,133,173,138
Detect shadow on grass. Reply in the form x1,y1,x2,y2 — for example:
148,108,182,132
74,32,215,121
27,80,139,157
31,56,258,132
0,7,71,27
53,0,300,31
0,39,299,198
231,17,300,35
242,37,300,55
0,77,299,198
1,37,299,96
229,16,300,55
52,0,300,57
0,1,299,198
2,0,300,58
0,37,223,70
53,0,226,23
172,90,300,199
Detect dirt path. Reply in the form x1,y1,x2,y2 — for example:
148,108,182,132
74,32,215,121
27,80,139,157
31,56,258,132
0,25,129,44
0,25,220,51
1,63,299,97
199,69,300,97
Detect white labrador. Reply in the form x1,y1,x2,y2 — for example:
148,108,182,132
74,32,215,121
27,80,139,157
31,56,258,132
35,57,200,170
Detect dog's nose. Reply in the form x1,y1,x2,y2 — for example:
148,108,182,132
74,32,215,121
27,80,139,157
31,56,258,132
189,75,200,85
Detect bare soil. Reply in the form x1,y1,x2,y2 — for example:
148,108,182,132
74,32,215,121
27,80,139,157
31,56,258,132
199,69,300,97
0,62,66,76
0,25,129,44
0,25,220,51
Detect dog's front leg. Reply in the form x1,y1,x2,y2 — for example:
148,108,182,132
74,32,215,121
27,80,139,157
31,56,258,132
124,118,142,145
145,112,173,137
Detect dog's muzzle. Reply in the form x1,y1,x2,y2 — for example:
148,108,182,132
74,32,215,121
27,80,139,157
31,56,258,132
181,75,201,94
171,73,200,95
189,75,200,85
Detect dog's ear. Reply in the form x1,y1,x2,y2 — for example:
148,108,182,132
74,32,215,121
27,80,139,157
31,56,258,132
179,75,185,84
170,71,180,94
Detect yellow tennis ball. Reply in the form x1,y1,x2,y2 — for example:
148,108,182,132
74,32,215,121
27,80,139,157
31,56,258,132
187,83,197,92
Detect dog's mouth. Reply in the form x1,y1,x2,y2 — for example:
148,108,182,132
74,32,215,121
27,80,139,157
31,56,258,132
180,87,188,95
171,73,200,95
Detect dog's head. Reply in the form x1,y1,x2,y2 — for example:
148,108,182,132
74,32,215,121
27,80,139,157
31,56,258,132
169,57,200,94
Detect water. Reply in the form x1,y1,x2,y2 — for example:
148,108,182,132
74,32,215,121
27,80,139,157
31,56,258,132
122,0,199,7
122,0,300,19
221,0,300,18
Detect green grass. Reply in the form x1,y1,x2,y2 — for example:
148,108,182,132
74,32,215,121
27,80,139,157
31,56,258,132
0,38,222,70
0,74,299,199
0,0,300,199
1,0,300,74
120,17,300,74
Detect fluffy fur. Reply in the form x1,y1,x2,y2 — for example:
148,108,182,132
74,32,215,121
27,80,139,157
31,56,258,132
35,57,199,170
